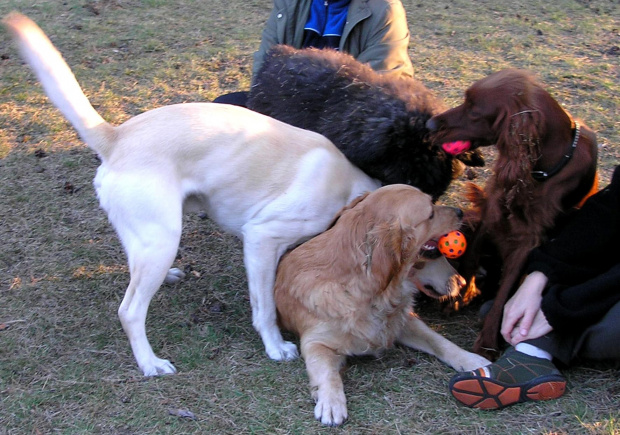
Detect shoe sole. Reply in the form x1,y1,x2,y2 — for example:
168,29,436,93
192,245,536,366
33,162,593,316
450,375,566,410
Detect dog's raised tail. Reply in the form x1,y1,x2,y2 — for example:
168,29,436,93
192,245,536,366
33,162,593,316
3,13,114,158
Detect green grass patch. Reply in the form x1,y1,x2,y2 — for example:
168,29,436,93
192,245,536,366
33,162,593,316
0,0,618,433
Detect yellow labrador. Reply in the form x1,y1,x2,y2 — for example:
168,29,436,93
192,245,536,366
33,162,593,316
275,185,491,426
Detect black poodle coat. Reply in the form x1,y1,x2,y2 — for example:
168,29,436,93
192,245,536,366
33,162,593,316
247,45,480,200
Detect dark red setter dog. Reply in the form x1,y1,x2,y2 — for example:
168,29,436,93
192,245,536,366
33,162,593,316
427,69,598,359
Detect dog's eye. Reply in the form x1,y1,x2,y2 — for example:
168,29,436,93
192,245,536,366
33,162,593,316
429,211,434,219
469,109,482,121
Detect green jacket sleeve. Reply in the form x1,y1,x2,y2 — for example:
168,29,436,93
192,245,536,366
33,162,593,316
252,0,311,81
343,0,413,78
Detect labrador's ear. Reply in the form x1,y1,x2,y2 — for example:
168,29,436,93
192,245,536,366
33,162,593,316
326,191,370,230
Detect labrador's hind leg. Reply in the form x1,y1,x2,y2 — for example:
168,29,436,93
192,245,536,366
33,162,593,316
106,185,183,376
118,241,180,376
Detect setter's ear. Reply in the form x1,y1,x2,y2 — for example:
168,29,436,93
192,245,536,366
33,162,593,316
494,84,544,192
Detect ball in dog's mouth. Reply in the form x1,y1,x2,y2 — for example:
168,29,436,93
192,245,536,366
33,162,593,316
438,231,467,259
441,140,471,155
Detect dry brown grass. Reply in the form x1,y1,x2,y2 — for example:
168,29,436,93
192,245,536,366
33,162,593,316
0,0,618,433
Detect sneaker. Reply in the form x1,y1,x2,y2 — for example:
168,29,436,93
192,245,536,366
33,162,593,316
449,347,566,409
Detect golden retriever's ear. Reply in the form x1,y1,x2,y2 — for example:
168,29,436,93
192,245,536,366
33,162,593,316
398,225,419,261
366,221,401,284
367,220,418,288
326,191,370,230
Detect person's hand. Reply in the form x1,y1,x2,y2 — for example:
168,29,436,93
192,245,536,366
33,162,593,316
510,308,553,344
501,271,550,345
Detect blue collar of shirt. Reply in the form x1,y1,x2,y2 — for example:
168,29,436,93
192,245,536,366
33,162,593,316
305,0,351,37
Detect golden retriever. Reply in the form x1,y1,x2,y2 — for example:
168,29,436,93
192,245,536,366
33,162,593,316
274,185,491,426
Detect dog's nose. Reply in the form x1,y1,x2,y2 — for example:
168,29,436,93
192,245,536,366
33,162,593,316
426,117,438,132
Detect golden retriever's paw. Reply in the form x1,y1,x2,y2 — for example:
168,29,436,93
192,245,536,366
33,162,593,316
454,352,492,372
315,390,348,426
265,340,299,361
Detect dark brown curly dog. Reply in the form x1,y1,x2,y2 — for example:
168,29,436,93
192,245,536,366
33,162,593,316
427,69,599,359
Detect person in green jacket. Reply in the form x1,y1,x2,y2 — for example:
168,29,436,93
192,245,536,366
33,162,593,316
215,0,414,106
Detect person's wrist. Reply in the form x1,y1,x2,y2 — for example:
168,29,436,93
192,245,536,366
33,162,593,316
524,271,548,295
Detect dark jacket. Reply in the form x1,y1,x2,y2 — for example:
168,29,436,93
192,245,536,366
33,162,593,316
252,0,414,80
527,166,620,332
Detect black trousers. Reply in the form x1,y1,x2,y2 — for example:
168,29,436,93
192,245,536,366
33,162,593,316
528,298,620,366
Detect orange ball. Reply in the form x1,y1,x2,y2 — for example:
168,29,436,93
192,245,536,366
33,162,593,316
438,231,467,259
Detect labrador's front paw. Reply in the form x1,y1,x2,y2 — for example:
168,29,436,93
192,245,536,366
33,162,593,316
164,267,186,285
265,340,299,361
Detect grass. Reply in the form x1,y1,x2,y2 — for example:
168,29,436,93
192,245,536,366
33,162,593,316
0,0,619,433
